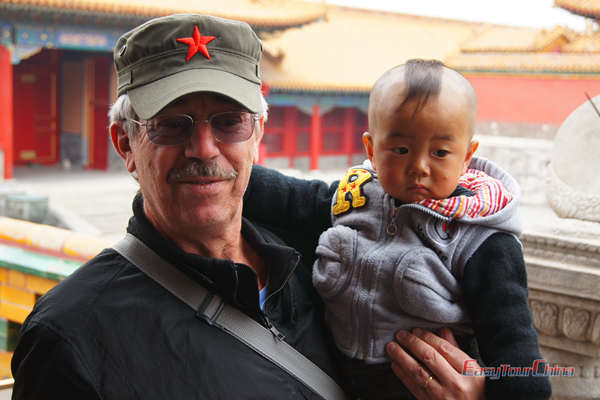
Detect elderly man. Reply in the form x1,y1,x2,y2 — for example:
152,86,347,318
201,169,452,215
12,14,484,399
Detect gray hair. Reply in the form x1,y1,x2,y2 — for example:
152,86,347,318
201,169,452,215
108,93,269,139
108,95,139,138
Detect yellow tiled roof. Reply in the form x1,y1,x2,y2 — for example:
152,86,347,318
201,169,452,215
461,26,545,52
0,0,326,27
259,5,600,92
261,7,482,92
446,52,600,73
460,26,571,53
562,32,600,51
555,0,600,18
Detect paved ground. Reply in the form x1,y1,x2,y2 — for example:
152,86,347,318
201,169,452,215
9,164,139,242
4,163,600,244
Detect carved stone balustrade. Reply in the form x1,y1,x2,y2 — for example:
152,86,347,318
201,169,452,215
522,228,600,399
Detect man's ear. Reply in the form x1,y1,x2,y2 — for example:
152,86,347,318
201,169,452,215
110,123,136,173
256,117,265,142
362,132,375,165
463,139,479,173
252,117,265,163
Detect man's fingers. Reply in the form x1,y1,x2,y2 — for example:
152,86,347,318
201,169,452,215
388,330,487,399
438,327,458,347
386,341,440,400
393,329,460,389
413,328,472,376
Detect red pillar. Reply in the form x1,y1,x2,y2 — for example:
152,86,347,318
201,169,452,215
88,56,111,170
310,104,321,170
0,45,13,179
283,107,297,168
343,108,355,167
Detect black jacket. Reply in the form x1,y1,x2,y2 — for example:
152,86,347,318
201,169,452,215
12,194,339,399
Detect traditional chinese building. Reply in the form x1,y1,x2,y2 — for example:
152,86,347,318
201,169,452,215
260,2,600,170
2,0,600,178
0,0,325,179
446,1,600,139
259,7,481,169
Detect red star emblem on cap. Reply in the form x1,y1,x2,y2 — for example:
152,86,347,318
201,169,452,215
177,26,216,61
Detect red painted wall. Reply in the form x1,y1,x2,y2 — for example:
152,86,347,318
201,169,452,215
0,45,13,179
466,75,600,125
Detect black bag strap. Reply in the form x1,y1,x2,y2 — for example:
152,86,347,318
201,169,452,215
113,233,347,400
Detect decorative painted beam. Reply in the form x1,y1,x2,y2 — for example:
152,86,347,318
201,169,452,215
267,90,369,112
12,22,122,53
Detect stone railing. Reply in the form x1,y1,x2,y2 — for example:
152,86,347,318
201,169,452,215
522,232,600,399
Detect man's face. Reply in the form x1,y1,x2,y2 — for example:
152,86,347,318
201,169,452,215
364,86,477,204
126,93,261,241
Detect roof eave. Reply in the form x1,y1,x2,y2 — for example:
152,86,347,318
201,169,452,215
0,2,326,30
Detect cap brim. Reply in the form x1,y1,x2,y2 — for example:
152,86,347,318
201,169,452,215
128,68,262,119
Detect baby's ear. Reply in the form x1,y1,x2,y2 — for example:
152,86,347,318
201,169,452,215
362,132,374,162
463,139,479,172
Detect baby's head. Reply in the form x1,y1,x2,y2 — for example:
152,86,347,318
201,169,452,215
363,59,479,203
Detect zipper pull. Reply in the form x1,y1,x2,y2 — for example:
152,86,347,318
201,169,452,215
264,317,285,341
386,205,399,236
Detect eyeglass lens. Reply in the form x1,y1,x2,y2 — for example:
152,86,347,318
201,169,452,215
145,112,255,145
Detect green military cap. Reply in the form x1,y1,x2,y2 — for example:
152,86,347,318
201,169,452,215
114,14,263,119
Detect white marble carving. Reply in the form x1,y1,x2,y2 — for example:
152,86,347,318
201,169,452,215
548,167,600,222
547,95,600,222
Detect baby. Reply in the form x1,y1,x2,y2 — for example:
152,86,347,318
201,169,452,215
311,59,550,399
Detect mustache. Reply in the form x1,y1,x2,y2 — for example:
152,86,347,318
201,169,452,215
167,160,238,183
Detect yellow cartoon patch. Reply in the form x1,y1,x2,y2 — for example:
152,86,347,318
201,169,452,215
333,168,373,215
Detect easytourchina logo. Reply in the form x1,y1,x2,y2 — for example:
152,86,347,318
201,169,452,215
462,359,576,380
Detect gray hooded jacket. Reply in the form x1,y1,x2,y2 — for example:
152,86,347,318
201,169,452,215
313,156,521,363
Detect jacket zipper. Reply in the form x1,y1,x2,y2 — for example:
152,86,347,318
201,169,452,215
353,197,400,359
261,253,301,341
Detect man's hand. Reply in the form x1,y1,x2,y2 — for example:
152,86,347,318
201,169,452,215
386,327,486,400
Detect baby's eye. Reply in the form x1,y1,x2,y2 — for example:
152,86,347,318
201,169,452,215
433,149,449,157
392,147,408,155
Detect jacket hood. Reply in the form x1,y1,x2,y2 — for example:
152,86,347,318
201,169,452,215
449,156,521,236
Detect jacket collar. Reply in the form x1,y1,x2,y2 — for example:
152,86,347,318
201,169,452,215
126,193,299,322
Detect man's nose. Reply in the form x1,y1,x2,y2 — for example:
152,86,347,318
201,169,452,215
184,121,220,159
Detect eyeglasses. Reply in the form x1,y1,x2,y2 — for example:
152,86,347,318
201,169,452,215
127,111,259,146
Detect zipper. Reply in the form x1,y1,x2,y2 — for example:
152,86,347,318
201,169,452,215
261,253,302,341
263,318,285,340
353,195,400,358
386,203,400,236
402,203,453,222
355,200,453,359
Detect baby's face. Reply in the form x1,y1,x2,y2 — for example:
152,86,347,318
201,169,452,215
364,87,477,204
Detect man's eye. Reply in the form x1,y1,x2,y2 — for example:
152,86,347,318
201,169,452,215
159,118,188,129
433,149,449,157
392,147,408,155
212,114,245,131
214,117,241,128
